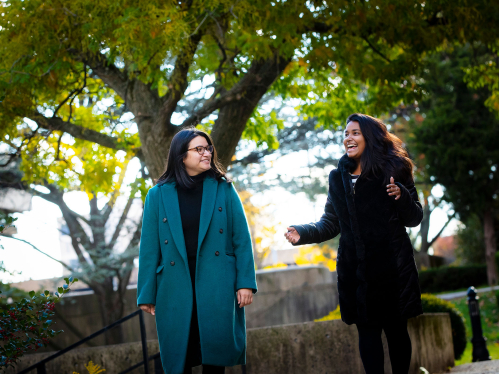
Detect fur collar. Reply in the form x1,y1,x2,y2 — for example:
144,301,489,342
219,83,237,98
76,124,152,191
338,153,358,174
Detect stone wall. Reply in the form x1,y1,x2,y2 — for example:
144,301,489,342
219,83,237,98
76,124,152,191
9,314,454,374
43,266,338,350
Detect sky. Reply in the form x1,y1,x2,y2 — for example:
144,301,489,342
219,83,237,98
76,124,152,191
0,147,458,284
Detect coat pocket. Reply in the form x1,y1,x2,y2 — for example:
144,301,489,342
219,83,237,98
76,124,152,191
156,264,164,274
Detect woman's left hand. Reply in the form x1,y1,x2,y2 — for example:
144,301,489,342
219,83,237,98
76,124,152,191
237,288,253,308
386,177,401,200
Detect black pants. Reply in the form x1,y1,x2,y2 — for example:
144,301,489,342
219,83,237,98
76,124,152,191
356,319,412,374
184,258,225,374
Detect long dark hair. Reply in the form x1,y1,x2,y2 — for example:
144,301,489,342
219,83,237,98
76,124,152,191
156,128,230,189
346,113,414,184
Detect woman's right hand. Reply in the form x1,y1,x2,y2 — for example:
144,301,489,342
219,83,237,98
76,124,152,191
139,304,156,316
284,227,300,244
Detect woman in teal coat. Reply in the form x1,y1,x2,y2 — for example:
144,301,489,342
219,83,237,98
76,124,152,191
137,128,257,374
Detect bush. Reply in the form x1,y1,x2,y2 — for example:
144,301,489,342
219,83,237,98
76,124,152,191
419,265,487,293
421,294,467,360
0,219,78,370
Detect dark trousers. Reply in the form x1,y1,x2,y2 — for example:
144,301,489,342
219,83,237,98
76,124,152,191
356,319,412,374
183,258,225,374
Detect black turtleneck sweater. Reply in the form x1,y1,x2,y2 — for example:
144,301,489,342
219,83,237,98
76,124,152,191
177,171,207,260
177,171,208,368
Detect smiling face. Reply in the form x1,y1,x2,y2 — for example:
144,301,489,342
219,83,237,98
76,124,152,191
343,121,366,161
183,136,212,176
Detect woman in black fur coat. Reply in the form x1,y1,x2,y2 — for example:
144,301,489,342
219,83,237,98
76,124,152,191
285,113,423,374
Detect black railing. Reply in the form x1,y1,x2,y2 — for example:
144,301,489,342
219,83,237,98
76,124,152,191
119,352,162,374
18,309,153,374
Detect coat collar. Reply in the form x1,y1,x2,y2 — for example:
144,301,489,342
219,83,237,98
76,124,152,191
159,176,219,266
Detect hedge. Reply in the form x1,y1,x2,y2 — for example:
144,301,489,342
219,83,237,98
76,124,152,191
419,265,487,294
421,294,467,360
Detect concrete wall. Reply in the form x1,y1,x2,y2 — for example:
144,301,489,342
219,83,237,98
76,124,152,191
43,266,338,350
246,266,337,328
9,314,454,374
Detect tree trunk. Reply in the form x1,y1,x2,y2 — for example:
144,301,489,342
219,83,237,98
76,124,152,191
95,282,125,345
137,116,175,179
419,198,431,268
212,54,292,167
484,208,498,286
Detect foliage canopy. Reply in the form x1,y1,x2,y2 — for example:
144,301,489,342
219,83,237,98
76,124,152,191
1,0,499,195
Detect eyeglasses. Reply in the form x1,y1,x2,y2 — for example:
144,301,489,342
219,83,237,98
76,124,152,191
188,145,214,155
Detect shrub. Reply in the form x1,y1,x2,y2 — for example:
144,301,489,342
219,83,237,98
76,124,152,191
314,305,341,322
0,219,78,370
418,265,487,293
421,294,467,360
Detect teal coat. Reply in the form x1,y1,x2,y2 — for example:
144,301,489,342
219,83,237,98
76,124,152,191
137,176,257,374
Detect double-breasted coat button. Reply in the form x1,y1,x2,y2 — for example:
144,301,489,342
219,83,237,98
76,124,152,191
215,251,220,256
170,261,175,266
163,217,167,223
218,207,222,212
164,239,168,244
219,229,223,234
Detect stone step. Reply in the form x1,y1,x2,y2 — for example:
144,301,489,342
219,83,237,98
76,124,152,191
450,360,499,373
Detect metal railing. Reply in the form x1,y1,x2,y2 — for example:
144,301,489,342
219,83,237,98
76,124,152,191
18,309,153,374
119,352,162,374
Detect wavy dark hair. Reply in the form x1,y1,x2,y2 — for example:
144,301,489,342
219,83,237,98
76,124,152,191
346,113,414,184
156,128,230,189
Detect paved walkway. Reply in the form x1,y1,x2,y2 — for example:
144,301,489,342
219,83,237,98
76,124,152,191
437,286,499,300
451,359,499,373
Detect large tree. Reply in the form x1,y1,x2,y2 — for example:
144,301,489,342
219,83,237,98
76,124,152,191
413,44,499,285
1,0,499,335
1,0,498,180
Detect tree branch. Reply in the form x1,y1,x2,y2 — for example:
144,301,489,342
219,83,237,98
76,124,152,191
109,180,140,248
29,112,127,150
71,50,160,119
362,36,391,63
180,66,259,129
159,31,204,127
0,235,74,273
34,185,93,268
101,156,133,223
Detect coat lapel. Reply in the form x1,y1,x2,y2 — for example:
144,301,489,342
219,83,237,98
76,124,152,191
198,177,218,251
159,182,188,270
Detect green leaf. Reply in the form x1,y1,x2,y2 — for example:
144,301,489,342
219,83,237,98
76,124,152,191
44,290,50,296
28,291,35,298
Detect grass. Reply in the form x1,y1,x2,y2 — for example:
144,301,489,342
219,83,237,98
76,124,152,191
450,291,499,366
434,285,489,296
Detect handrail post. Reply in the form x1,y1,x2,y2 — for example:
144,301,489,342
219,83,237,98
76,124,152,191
36,363,46,374
467,286,491,362
139,309,150,374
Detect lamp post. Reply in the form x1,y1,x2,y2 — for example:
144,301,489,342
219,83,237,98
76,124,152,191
467,286,491,362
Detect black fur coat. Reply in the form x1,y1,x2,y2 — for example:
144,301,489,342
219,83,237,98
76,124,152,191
293,154,424,325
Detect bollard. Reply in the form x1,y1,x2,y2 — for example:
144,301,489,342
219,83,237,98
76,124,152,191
467,286,491,362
